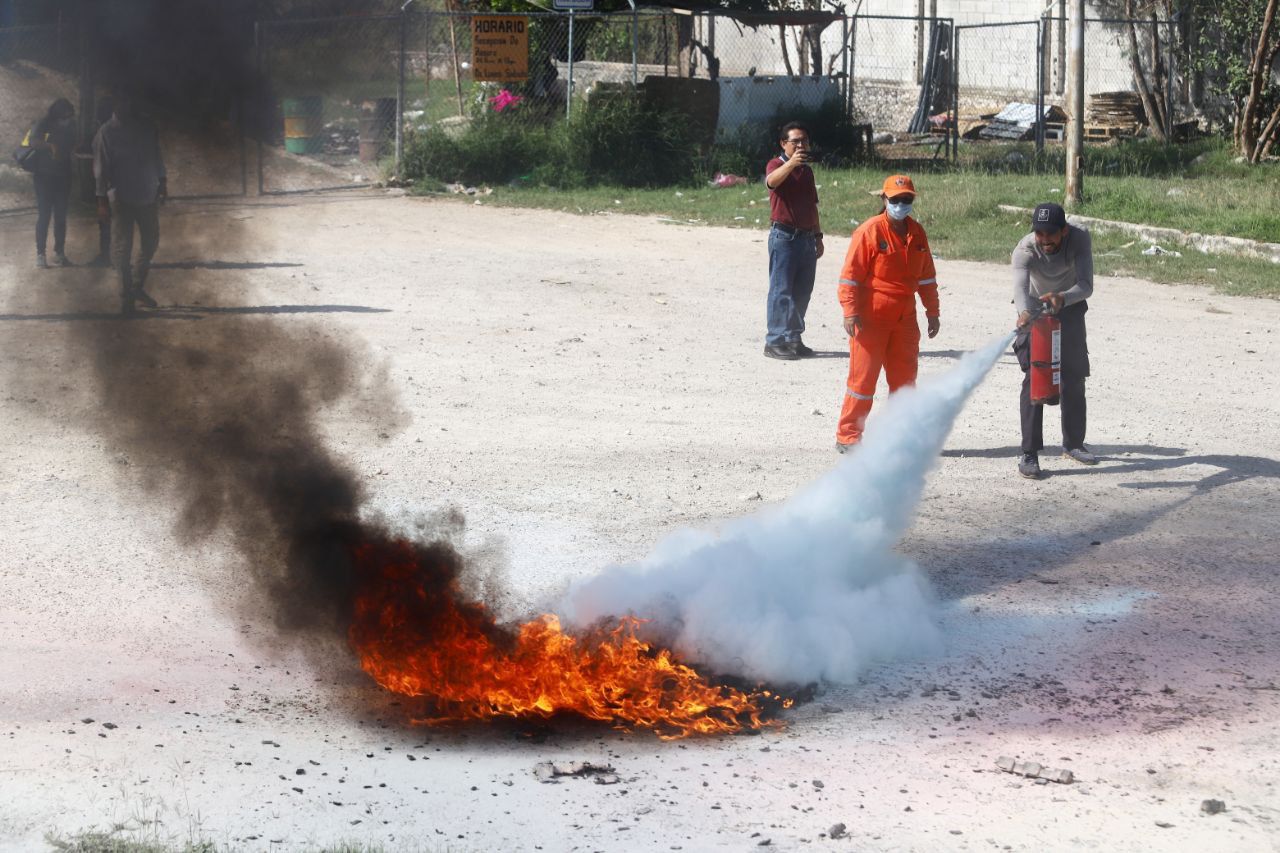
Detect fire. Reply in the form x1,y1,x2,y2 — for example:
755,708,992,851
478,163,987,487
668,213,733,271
348,538,787,739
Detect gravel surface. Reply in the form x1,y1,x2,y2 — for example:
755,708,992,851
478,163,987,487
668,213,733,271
1,193,1278,852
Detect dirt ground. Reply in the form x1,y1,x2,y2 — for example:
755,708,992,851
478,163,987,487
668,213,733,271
1,193,1278,852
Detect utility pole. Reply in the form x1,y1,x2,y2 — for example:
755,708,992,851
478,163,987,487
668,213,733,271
1064,0,1084,205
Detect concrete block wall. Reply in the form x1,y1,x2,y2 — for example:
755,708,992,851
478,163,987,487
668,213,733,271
701,0,1147,125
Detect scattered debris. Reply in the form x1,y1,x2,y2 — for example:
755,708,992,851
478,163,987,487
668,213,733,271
995,755,1074,784
710,172,747,188
1201,799,1226,815
444,183,492,196
828,823,847,839
533,760,617,784
977,103,1067,141
1142,244,1182,257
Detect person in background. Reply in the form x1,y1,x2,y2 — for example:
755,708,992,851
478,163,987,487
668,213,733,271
26,98,77,269
93,93,167,314
835,175,941,451
763,120,824,360
1012,202,1096,480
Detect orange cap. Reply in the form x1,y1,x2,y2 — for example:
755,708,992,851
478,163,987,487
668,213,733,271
880,174,917,197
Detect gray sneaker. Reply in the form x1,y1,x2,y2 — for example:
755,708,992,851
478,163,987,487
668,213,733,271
1017,453,1041,479
36,253,48,269
132,288,159,309
835,441,856,455
1062,446,1098,465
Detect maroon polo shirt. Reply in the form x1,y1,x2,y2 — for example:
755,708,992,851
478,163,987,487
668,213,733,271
766,155,819,232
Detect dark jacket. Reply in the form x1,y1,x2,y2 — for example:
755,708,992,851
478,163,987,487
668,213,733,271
93,115,166,204
29,115,76,178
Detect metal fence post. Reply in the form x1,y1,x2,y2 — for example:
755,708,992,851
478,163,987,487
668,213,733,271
255,20,264,196
396,6,407,172
951,25,959,160
1036,16,1045,152
566,10,574,119
1164,15,1174,142
631,6,638,86
841,15,850,119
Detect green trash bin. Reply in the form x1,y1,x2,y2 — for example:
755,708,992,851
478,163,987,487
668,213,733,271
282,96,323,154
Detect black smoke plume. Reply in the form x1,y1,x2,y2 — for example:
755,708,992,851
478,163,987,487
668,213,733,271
1,0,473,670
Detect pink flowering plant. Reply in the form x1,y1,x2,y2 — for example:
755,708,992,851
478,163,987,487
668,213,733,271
488,88,523,113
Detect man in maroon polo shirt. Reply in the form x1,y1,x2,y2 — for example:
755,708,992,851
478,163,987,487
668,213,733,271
763,121,824,360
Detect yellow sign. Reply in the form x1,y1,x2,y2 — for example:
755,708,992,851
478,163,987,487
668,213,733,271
472,16,529,83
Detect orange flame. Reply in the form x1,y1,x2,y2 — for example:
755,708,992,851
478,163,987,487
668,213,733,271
348,539,786,739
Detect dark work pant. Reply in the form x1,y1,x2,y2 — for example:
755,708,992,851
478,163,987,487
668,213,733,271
1014,300,1090,454
112,200,160,294
34,172,72,255
98,217,111,259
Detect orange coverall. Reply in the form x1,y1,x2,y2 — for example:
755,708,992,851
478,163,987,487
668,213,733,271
836,212,940,445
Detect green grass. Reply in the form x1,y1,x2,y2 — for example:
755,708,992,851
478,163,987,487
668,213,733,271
46,831,459,853
46,831,215,853
415,140,1280,298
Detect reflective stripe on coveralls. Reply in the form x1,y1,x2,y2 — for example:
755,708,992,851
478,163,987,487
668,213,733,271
836,213,940,445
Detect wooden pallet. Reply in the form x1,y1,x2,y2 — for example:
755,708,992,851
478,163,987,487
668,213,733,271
1084,123,1139,140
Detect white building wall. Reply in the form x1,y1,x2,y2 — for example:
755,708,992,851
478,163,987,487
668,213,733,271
702,0,1147,131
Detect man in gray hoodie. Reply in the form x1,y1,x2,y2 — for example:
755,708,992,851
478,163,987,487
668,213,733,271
1011,202,1096,480
93,94,166,314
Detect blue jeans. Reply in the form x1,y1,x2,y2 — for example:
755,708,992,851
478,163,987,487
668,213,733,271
766,225,817,347
34,171,71,256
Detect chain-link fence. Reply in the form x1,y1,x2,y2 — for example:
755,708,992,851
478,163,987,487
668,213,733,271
950,16,1180,151
0,21,76,74
954,22,1042,115
1079,18,1174,142
256,14,406,194
409,11,666,132
3,7,1193,213
849,15,954,153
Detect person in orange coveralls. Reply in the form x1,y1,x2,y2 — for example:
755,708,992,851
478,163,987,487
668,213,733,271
835,175,941,452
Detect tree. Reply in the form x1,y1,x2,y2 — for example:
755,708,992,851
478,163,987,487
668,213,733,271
1123,0,1173,140
1188,0,1280,161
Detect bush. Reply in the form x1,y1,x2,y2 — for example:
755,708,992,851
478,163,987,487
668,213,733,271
564,88,701,186
706,98,872,180
404,87,701,188
402,115,558,187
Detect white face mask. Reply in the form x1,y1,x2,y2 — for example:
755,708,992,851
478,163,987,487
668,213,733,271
885,200,913,221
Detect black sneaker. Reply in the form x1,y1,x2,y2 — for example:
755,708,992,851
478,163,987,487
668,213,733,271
1062,446,1098,465
1017,453,1041,479
764,343,799,361
55,252,74,267
132,288,158,309
835,441,856,454
793,341,816,358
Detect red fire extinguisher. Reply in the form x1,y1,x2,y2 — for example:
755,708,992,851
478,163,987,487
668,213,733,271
1029,313,1061,405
